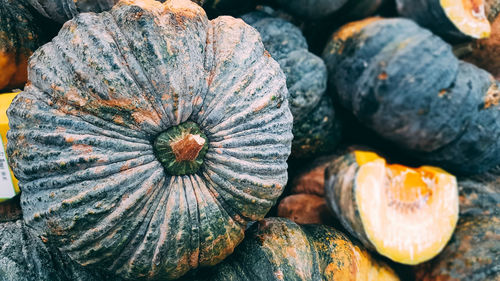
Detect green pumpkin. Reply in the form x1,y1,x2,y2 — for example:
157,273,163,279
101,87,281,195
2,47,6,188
241,8,341,159
275,0,385,20
0,0,47,91
323,17,500,174
7,0,293,280
0,220,120,281
190,218,400,281
25,0,119,23
415,170,500,280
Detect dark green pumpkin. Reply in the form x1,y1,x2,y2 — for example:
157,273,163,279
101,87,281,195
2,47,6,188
275,0,385,20
0,0,47,91
242,9,341,159
190,218,400,281
415,170,500,280
7,0,293,280
0,220,120,281
323,18,500,174
25,0,119,23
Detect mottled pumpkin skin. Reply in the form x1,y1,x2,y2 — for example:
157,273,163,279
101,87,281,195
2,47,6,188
291,95,341,159
7,0,293,280
416,171,500,280
323,18,500,174
242,10,341,159
0,220,119,281
25,0,119,23
192,218,399,281
0,0,46,91
324,151,372,247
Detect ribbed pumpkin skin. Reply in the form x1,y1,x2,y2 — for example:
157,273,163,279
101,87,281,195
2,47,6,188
0,220,119,281
242,10,340,159
0,0,45,91
323,18,500,174
416,171,500,280
25,0,119,23
192,218,399,281
7,0,293,280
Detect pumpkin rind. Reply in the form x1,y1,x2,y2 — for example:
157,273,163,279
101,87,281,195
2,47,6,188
25,0,119,23
7,0,293,280
0,220,119,281
242,10,340,159
323,18,500,174
0,0,46,91
192,218,399,281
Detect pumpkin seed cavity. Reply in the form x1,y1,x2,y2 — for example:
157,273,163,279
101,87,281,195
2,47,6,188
153,121,208,176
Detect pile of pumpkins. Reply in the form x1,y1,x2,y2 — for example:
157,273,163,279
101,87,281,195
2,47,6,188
0,0,498,280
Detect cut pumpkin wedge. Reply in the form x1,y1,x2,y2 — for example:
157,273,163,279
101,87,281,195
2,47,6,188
441,0,491,38
325,149,459,265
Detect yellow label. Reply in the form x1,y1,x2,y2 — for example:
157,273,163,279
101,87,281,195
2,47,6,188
0,92,20,201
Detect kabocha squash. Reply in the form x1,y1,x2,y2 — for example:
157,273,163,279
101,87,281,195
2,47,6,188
0,0,46,91
324,149,459,265
415,171,499,280
396,0,491,40
242,9,341,159
191,218,400,281
274,0,385,21
25,0,119,23
0,220,120,281
7,0,293,280
323,18,500,174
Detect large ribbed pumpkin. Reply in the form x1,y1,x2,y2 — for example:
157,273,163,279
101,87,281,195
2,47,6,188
6,0,293,280
190,218,400,281
0,220,120,281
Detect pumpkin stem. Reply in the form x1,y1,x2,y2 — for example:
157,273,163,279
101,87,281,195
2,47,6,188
170,133,206,162
153,122,209,176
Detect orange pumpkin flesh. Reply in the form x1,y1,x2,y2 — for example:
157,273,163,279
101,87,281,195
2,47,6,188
441,0,491,38
353,151,459,264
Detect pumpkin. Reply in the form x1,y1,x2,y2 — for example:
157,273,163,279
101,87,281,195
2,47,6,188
0,220,120,281
191,217,400,281
415,170,500,280
25,0,119,23
0,0,47,91
274,0,386,21
396,0,491,40
324,149,459,265
323,17,500,174
7,0,293,280
242,9,341,159
277,155,338,225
